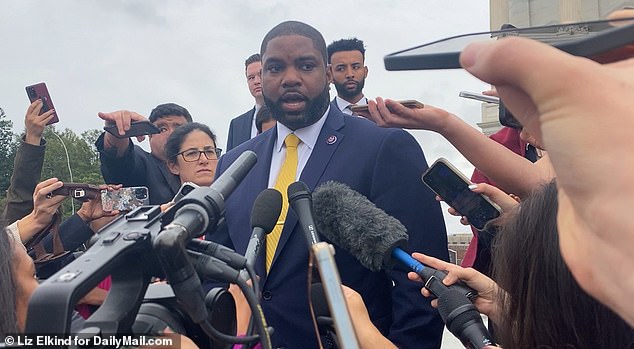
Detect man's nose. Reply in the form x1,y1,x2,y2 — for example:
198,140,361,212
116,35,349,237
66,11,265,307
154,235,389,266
282,67,301,87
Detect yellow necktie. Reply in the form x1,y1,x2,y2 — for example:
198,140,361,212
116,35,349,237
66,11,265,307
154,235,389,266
266,133,301,271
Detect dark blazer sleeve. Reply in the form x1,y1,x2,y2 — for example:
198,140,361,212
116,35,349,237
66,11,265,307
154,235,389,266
227,110,254,152
96,132,147,187
227,118,238,151
2,139,46,223
372,129,448,349
40,214,94,253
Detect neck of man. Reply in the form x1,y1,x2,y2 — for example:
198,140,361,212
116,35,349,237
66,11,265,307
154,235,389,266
340,93,365,105
255,95,265,108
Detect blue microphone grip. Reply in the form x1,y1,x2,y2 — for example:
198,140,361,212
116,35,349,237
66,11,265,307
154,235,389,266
391,248,478,302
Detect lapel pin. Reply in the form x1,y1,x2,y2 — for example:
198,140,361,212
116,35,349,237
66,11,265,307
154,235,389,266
326,135,337,145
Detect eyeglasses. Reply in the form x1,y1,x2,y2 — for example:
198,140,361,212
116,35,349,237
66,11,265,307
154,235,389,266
178,147,223,162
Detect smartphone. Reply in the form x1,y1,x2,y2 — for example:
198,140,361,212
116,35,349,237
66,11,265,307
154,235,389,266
172,182,199,203
25,82,59,125
101,186,150,211
498,102,522,129
103,120,161,139
348,99,424,113
459,91,499,104
51,183,101,201
422,158,502,230
384,17,634,70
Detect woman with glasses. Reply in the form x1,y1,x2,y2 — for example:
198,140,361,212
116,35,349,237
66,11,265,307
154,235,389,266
165,123,221,187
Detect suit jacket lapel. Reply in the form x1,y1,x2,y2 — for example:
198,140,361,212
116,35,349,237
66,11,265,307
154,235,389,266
269,109,345,271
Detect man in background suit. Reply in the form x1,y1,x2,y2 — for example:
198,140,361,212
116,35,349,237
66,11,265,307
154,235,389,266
212,21,447,349
327,38,369,115
226,53,266,151
96,103,192,205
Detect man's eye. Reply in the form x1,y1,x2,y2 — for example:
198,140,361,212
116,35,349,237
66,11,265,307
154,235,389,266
300,63,315,71
335,66,345,72
267,65,282,73
159,127,168,133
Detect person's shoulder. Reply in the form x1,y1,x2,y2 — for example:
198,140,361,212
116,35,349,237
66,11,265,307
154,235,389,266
231,108,255,122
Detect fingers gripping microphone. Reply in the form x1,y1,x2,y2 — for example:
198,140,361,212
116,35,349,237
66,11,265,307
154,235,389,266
245,188,283,269
312,181,495,349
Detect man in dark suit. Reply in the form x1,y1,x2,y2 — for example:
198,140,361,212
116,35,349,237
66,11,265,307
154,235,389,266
327,38,369,115
95,103,192,205
211,21,447,349
227,53,266,151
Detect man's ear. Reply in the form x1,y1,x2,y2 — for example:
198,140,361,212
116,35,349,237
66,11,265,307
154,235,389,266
364,65,368,78
167,161,180,176
326,64,333,83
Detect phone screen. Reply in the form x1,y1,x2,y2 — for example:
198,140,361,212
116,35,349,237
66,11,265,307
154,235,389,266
422,159,501,230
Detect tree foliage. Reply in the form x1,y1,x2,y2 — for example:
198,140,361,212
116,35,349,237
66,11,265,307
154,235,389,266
0,117,104,218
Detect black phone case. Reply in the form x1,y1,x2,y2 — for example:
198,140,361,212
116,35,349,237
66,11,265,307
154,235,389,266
25,82,59,125
51,183,100,201
422,158,502,230
103,120,160,139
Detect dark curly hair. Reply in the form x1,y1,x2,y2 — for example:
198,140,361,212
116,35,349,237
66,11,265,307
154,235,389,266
165,122,218,164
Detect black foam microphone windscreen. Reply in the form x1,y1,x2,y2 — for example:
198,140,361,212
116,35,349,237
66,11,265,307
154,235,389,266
250,188,283,232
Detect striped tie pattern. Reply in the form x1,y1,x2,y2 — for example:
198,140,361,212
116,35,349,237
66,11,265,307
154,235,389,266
265,133,301,271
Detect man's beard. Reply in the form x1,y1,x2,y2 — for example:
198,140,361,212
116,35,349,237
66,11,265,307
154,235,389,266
264,86,331,131
334,78,365,100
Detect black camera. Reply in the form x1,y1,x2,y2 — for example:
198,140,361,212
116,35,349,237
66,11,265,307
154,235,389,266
134,284,236,349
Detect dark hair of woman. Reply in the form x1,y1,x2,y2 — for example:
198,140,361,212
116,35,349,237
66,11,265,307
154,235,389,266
165,122,218,165
1,224,20,336
492,180,633,349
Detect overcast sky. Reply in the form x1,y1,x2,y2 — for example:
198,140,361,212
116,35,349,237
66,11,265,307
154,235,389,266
0,0,491,234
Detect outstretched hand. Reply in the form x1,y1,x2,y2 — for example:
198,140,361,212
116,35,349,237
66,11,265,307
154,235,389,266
408,252,502,323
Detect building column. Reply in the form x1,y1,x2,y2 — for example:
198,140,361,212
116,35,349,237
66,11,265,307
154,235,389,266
560,0,582,22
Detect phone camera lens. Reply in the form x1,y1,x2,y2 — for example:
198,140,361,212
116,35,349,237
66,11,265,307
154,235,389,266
135,188,147,200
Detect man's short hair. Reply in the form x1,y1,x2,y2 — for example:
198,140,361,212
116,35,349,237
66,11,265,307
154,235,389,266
260,21,327,64
148,103,193,123
327,38,365,64
245,53,261,69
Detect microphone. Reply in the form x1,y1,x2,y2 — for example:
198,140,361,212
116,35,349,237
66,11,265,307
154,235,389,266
163,150,257,238
312,181,494,349
312,181,477,300
287,181,360,348
187,239,247,270
187,250,242,283
244,188,283,269
288,181,321,246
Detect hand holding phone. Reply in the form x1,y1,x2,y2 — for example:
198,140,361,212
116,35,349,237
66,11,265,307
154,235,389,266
51,183,101,201
25,82,59,125
101,186,150,211
422,158,502,230
349,99,424,113
103,120,160,139
459,91,499,104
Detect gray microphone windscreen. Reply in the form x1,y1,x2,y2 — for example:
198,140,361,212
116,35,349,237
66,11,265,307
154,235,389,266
312,181,408,271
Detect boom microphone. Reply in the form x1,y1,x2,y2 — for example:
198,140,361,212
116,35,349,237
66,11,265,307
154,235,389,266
312,181,476,300
312,181,495,349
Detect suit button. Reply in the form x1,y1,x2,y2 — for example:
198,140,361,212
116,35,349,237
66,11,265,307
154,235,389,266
262,290,272,301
